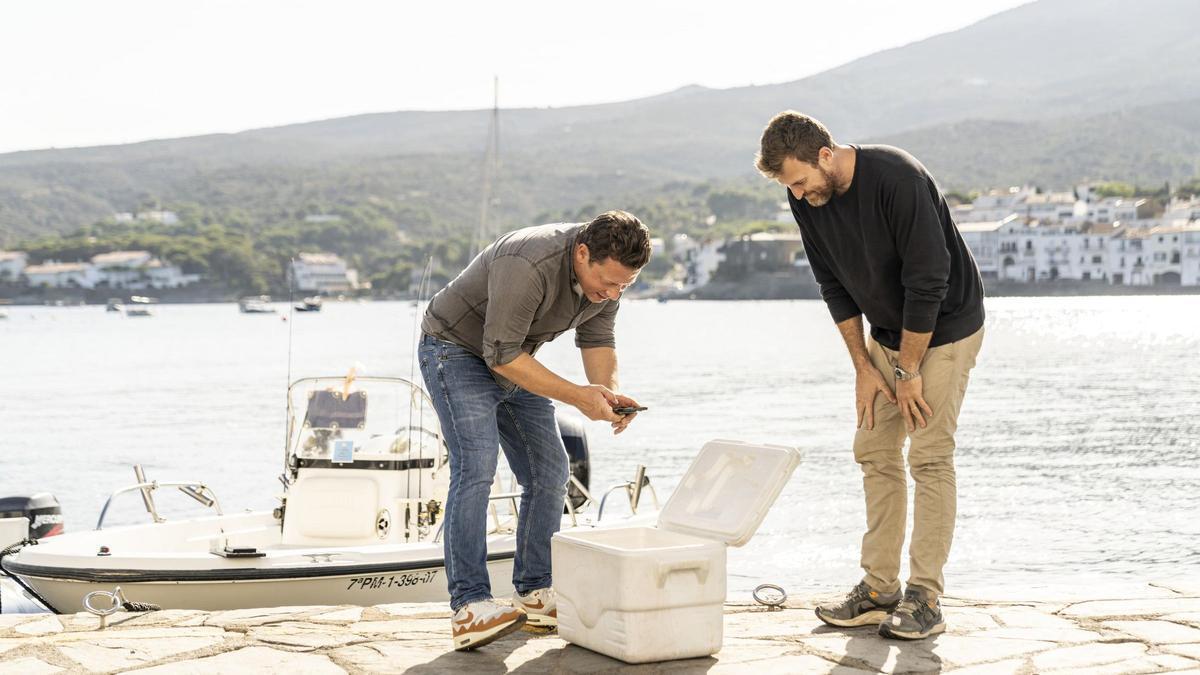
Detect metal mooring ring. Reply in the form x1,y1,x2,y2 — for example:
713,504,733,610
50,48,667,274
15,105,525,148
753,583,787,609
83,586,125,616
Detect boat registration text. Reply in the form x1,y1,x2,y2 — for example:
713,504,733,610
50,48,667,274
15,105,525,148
347,571,438,591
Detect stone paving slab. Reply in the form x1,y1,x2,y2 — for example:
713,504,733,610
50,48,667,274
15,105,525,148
0,656,64,675
1030,641,1148,670
0,615,32,629
132,646,346,674
15,616,63,636
1103,619,1200,643
1165,644,1200,660
56,635,226,672
1060,597,1200,618
0,584,1197,673
247,621,371,650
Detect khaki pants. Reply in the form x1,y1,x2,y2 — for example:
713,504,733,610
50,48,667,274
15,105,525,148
853,327,983,599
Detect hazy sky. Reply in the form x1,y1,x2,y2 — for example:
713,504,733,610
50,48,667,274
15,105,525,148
1,0,1030,154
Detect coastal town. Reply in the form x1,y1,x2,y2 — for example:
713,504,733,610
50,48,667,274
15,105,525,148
0,248,361,298
1,188,1199,305
654,188,1200,299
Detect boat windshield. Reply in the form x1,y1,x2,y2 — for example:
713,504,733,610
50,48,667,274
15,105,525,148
285,376,446,468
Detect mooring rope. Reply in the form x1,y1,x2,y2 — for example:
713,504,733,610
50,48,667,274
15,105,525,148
0,538,58,614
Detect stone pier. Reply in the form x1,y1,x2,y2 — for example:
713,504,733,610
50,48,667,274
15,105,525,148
1,581,1199,673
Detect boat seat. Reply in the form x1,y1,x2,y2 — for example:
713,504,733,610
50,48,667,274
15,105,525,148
304,390,367,431
281,474,380,545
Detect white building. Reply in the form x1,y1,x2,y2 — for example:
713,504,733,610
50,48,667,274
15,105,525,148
1105,226,1189,286
1181,225,1200,286
1020,192,1077,222
290,253,358,293
994,218,1037,281
92,250,155,288
90,250,200,289
1126,226,1188,286
140,210,179,225
1162,197,1200,223
0,251,27,282
674,236,724,290
113,210,179,225
1073,223,1121,282
141,259,202,289
23,261,100,289
1108,230,1150,286
966,186,1038,222
1025,223,1110,282
994,221,1119,282
1080,197,1143,224
303,214,343,224
775,201,794,223
967,184,1154,230
957,216,1019,279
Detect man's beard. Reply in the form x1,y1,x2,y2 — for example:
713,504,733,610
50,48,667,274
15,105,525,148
804,166,841,207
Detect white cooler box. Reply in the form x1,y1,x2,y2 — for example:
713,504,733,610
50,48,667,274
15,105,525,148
552,439,801,664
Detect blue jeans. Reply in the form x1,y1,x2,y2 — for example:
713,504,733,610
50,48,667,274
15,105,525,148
418,334,569,611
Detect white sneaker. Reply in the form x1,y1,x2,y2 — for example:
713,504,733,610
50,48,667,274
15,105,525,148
513,587,557,627
450,599,527,651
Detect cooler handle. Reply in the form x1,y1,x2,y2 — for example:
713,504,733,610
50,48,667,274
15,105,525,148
656,559,710,587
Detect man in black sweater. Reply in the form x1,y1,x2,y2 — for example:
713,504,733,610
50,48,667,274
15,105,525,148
756,111,985,640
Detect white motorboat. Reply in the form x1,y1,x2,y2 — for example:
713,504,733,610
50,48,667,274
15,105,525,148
124,295,156,317
294,296,322,312
1,374,657,614
238,295,275,313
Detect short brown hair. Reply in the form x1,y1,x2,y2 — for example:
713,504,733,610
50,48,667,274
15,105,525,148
755,111,834,179
577,210,652,269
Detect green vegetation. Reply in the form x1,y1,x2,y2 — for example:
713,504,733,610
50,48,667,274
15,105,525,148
7,176,789,296
9,158,1196,298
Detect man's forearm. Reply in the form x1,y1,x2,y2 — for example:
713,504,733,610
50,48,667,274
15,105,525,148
580,347,619,391
835,315,872,371
491,353,582,406
897,329,933,372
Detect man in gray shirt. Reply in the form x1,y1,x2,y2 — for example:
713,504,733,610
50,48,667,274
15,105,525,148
419,210,651,650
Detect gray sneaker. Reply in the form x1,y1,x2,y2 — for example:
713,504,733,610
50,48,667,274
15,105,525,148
878,586,946,640
815,581,902,627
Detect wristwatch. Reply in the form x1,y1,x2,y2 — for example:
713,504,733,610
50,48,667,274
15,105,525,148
893,364,919,381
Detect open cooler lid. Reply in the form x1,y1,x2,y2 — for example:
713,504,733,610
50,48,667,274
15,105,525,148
657,439,801,547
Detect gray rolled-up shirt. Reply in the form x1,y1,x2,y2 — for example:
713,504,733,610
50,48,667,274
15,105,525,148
421,222,619,387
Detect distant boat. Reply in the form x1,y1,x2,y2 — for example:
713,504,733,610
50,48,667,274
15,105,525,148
106,298,124,312
0,309,8,319
125,296,156,317
294,296,322,312
238,296,275,313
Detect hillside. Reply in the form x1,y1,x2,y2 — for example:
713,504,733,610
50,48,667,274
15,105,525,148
1,0,1198,244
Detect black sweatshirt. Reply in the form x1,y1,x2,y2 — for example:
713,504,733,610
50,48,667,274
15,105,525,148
789,145,984,351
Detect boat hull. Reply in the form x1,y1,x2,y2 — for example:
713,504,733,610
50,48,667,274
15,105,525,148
0,511,527,613
8,558,515,613
2,509,653,613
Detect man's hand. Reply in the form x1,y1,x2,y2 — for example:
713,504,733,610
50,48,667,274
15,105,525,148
572,384,623,424
609,393,642,435
856,365,897,431
896,374,933,432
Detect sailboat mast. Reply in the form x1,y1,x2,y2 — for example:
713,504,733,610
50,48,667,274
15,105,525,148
473,76,500,260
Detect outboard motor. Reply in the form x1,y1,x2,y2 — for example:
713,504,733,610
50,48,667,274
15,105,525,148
0,494,64,539
555,412,590,511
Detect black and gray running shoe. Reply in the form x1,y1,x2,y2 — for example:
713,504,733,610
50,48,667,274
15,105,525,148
878,586,946,640
815,581,902,627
